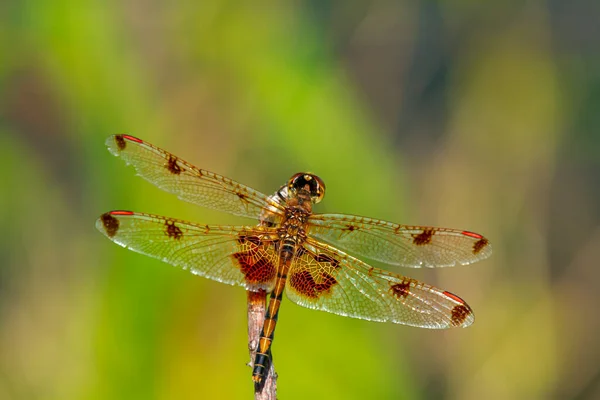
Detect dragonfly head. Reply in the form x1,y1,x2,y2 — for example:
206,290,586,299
288,173,325,204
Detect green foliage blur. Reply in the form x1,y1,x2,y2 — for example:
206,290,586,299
1,1,599,399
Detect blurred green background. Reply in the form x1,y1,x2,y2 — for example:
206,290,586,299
1,1,599,399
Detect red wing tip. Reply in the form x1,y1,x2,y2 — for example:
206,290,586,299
108,210,135,215
461,230,483,239
443,291,465,304
120,134,142,143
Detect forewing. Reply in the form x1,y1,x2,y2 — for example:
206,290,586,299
106,135,286,221
285,238,474,328
308,213,491,268
96,211,279,291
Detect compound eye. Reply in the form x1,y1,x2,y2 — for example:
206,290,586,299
288,173,326,204
310,174,325,203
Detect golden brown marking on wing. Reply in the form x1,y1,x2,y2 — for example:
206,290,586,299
105,135,285,221
308,213,492,268
233,235,278,286
284,238,475,328
289,268,338,299
96,211,278,292
285,246,342,300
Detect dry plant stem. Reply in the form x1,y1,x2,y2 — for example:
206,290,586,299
247,290,277,400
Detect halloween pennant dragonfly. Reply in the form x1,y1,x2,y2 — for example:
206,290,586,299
96,135,491,391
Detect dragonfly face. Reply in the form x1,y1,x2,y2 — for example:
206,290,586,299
96,135,492,392
287,173,326,204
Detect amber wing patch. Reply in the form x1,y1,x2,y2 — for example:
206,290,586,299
232,235,277,286
289,269,337,299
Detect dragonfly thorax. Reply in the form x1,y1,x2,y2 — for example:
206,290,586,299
279,207,309,241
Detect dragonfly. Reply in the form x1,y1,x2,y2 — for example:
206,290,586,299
96,135,492,392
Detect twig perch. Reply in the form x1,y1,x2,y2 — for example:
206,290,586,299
247,290,277,399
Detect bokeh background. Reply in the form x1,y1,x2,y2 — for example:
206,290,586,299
1,1,599,399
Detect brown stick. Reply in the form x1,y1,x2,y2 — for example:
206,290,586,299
247,290,277,399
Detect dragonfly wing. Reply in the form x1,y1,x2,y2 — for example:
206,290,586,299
308,213,491,267
106,135,286,221
285,238,474,328
96,211,279,292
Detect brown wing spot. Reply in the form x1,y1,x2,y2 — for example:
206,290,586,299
346,224,358,232
412,229,434,245
165,220,183,239
450,304,471,327
166,155,182,175
233,236,277,285
473,237,489,255
289,269,337,299
237,192,248,201
389,280,412,299
114,135,126,150
315,253,340,269
100,212,120,237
